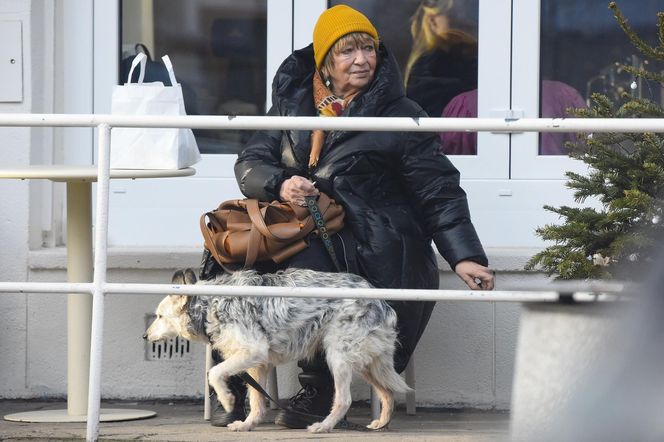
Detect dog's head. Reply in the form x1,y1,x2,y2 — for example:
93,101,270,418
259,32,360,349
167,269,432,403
143,268,198,342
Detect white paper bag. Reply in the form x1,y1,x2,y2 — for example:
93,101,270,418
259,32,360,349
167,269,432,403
110,53,201,169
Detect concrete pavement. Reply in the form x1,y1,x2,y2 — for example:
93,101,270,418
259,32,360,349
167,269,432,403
1,400,510,441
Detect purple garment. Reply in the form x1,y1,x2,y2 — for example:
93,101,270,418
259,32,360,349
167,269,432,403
440,89,478,155
440,80,587,155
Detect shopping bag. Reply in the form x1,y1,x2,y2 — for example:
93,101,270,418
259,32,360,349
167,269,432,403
110,53,201,169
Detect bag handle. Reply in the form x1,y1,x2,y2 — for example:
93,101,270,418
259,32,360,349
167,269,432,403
246,194,333,241
243,224,262,269
245,200,307,242
161,55,179,87
127,52,147,84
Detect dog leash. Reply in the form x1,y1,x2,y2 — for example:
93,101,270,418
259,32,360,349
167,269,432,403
304,195,343,272
238,372,382,432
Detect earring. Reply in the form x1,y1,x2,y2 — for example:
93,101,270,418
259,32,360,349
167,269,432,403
325,78,331,88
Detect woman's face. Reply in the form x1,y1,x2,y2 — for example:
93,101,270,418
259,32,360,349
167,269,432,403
428,13,450,38
326,39,377,98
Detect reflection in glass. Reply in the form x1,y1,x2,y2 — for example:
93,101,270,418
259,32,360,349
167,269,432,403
330,0,479,156
404,0,478,120
120,0,267,154
540,0,662,155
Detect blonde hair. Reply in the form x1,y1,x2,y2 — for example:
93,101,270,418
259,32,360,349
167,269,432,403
404,0,477,85
320,32,380,82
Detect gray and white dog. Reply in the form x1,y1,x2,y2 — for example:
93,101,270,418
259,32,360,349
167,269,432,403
144,267,410,433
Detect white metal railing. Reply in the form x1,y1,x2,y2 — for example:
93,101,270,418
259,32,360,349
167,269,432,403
0,114,647,441
2,113,664,132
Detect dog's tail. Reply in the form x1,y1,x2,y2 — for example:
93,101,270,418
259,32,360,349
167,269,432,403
368,355,413,394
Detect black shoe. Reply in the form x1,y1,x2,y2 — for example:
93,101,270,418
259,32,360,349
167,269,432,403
274,372,334,429
209,376,248,427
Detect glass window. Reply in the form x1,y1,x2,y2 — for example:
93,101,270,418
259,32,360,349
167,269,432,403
540,0,663,155
120,0,267,154
329,0,480,155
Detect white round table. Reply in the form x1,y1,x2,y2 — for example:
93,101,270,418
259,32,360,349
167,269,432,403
0,165,195,422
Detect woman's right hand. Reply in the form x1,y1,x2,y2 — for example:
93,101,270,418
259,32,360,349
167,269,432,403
279,175,319,205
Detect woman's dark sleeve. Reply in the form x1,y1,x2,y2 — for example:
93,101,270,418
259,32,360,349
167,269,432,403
399,129,488,269
234,106,289,201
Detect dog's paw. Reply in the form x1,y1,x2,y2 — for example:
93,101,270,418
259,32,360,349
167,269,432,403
307,422,333,433
367,419,389,430
227,420,254,432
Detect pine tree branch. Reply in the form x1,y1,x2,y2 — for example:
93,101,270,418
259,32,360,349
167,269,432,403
609,2,664,59
619,98,664,118
618,65,664,85
658,12,664,49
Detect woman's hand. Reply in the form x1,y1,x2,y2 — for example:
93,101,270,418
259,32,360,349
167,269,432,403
455,260,495,290
279,175,320,206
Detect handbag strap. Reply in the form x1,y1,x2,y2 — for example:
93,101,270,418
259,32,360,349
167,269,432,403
244,218,268,269
245,200,306,242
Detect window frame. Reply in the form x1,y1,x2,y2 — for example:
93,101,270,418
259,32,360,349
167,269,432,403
79,0,588,247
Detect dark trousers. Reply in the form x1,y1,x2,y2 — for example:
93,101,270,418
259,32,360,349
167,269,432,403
201,230,435,374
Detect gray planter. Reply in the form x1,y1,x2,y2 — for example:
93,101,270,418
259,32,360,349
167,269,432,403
510,301,626,440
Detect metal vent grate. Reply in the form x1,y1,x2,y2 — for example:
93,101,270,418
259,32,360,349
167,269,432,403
144,314,193,361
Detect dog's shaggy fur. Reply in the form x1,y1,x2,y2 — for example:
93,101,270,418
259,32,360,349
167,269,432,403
144,267,410,433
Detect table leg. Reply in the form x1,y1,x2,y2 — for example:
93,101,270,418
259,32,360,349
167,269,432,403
3,180,154,423
66,181,93,416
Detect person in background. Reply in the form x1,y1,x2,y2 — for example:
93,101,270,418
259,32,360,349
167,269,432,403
202,4,494,429
405,0,478,119
441,80,587,155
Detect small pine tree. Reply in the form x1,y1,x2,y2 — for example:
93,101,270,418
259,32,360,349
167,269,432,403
525,2,664,280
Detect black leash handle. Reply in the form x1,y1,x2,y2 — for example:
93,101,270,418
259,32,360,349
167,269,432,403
304,195,342,272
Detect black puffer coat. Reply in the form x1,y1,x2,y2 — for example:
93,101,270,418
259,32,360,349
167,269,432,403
235,44,487,290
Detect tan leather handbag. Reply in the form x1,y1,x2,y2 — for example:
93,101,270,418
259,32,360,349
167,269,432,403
200,193,344,269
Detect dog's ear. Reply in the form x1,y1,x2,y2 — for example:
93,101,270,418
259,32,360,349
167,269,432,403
166,294,188,312
171,269,186,285
172,268,198,285
184,268,198,285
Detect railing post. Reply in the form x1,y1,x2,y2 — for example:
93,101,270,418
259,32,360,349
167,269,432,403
86,123,112,442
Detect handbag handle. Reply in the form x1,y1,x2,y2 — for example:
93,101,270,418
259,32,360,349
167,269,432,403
245,194,333,242
245,200,308,242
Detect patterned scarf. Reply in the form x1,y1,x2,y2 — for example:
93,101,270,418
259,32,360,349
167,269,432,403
310,70,358,168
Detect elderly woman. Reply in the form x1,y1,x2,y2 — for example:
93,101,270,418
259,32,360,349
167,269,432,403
204,4,494,429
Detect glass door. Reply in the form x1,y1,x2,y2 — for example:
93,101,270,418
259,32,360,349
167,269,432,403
93,0,294,246
324,0,512,180
510,0,663,179
90,0,662,246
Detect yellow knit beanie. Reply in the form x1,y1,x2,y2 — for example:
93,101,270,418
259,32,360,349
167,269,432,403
313,5,379,69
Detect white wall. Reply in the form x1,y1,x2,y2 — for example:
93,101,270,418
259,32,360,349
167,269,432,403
0,0,35,399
